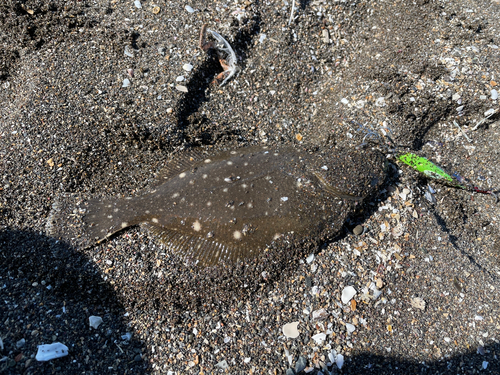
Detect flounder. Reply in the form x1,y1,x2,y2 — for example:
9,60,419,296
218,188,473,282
48,145,387,266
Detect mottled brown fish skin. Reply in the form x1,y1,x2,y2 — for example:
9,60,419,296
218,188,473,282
81,145,387,267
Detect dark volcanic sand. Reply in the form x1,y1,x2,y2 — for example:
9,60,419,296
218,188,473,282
1,0,500,374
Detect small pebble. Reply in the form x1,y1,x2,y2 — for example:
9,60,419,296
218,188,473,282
345,323,356,333
176,85,188,93
341,286,357,304
492,89,498,100
353,225,363,235
134,0,142,9
185,5,194,13
295,356,307,373
89,316,103,329
122,78,131,88
282,322,300,338
176,76,185,82
182,63,193,72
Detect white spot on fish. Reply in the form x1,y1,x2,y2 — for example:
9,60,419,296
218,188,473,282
202,174,208,179
121,222,128,228
179,172,186,178
204,159,212,163
172,192,180,198
223,188,228,193
207,201,212,207
281,197,289,202
321,165,329,170
233,230,242,240
114,208,120,212
106,204,112,208
152,218,159,223
145,210,150,214
241,184,248,189
107,215,113,219
192,220,202,232
247,203,254,209
126,197,133,200
227,161,233,165
244,162,249,166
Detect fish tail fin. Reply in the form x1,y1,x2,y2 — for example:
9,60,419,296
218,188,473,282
46,193,95,249
46,194,138,248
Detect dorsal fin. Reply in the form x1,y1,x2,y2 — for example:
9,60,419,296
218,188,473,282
154,149,207,183
142,223,256,267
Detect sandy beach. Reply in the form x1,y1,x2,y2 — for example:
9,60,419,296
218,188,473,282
1,0,500,373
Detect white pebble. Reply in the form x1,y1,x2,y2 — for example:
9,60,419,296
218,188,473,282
183,63,193,72
336,353,344,369
311,332,326,345
134,0,142,9
259,33,267,43
176,76,185,82
282,322,300,338
345,323,356,333
122,78,131,88
89,316,103,329
341,286,357,304
491,89,498,100
176,85,188,93
341,98,349,105
185,5,194,13
306,253,315,263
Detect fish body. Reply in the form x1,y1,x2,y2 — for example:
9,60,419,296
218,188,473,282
49,145,387,266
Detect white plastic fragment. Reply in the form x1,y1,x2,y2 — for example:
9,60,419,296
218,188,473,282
282,322,300,338
311,332,326,345
341,286,357,304
89,316,103,329
185,5,194,13
36,343,69,362
134,0,142,9
182,63,193,72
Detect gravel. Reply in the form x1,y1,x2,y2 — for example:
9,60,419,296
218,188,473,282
1,0,500,374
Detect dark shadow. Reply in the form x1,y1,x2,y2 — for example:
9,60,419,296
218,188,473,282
174,15,261,146
0,229,149,374
289,346,500,374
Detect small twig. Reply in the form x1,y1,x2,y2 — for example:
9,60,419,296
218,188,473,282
115,342,124,353
453,120,472,143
